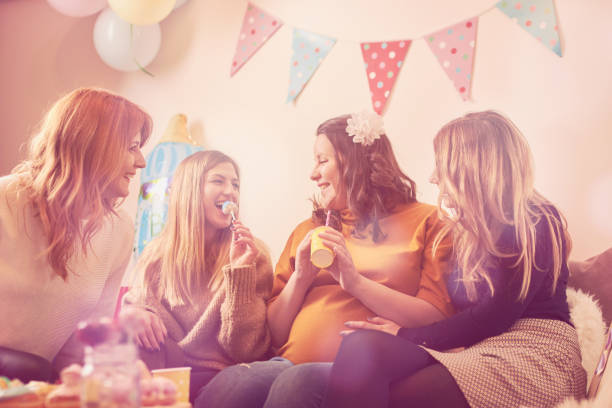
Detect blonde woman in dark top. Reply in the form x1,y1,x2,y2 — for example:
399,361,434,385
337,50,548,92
322,111,586,408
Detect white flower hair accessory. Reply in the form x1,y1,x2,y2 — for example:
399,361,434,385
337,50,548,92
345,110,385,146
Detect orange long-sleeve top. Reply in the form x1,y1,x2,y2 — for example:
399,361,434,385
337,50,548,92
269,202,455,364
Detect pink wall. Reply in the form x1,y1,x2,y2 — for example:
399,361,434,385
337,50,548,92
0,0,133,173
1,0,611,261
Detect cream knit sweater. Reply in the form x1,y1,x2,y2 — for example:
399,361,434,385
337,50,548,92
124,241,273,370
0,175,133,372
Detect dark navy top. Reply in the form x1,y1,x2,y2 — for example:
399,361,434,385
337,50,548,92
397,209,571,350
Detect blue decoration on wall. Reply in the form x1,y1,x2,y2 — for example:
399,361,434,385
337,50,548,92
134,141,203,257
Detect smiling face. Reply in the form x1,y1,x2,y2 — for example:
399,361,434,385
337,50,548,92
203,161,240,236
310,133,347,211
105,132,146,200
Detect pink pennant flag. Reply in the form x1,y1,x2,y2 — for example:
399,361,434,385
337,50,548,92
425,17,478,101
230,2,282,77
360,40,411,115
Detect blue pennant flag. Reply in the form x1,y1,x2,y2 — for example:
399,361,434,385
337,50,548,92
496,0,562,56
287,28,336,103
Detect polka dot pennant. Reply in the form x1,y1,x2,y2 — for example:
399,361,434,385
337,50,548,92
425,17,478,101
230,2,283,77
496,0,562,57
360,40,411,115
287,28,336,103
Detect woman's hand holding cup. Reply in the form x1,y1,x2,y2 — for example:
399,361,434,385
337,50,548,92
316,228,362,293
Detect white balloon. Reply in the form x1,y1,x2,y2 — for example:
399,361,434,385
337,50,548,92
174,0,188,9
93,8,161,72
47,0,107,17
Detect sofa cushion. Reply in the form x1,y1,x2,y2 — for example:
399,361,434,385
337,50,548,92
569,248,612,325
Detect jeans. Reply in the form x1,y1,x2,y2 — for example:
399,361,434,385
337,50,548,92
193,357,332,408
193,357,293,408
189,367,219,403
264,362,331,408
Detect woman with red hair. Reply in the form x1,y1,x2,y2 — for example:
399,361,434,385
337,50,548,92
0,87,152,381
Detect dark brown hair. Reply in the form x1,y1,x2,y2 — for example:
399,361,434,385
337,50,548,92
313,114,417,242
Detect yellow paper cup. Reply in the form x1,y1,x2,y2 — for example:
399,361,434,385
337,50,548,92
151,367,191,402
310,226,334,268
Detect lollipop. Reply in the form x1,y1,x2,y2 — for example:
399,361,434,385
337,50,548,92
222,201,238,222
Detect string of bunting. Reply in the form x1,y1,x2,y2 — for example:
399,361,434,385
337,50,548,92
229,0,562,115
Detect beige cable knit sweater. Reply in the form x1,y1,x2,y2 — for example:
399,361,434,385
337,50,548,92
0,175,133,372
124,241,273,370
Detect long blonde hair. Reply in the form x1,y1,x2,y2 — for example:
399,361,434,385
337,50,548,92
136,150,239,307
11,87,152,279
433,110,570,301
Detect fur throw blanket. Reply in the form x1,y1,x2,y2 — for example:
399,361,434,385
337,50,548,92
552,288,608,408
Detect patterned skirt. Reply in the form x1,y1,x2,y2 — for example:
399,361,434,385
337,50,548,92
425,318,587,408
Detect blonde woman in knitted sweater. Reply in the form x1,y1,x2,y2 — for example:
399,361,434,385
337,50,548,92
121,150,273,401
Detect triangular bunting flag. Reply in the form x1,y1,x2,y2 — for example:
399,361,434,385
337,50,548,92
496,0,562,56
426,17,478,101
287,28,336,103
360,40,411,115
230,2,282,76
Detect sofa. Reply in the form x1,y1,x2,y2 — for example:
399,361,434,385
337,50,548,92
137,247,612,407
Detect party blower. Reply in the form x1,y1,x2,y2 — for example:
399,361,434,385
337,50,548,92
222,201,238,222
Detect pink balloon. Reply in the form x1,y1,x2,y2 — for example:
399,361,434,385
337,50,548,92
47,0,108,17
